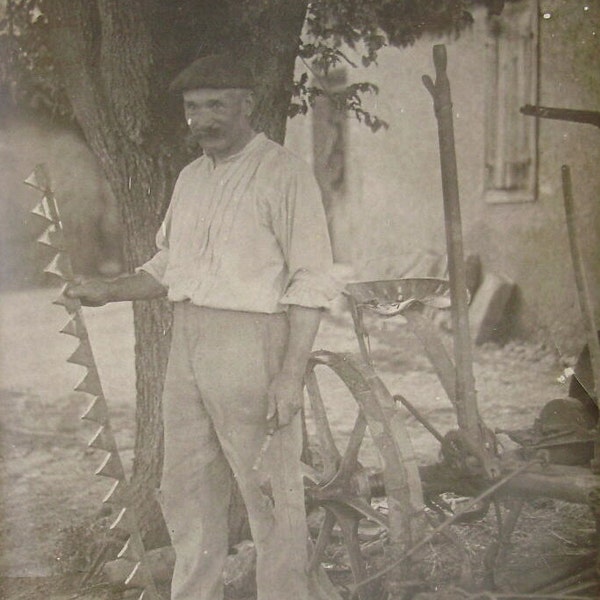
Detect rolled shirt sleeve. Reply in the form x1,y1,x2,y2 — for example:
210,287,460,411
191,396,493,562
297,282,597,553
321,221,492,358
271,160,340,308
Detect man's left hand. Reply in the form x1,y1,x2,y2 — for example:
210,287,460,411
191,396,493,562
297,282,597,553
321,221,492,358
266,371,304,429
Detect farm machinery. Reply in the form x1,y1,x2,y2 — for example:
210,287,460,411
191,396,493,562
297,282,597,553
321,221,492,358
26,45,600,599
298,46,600,599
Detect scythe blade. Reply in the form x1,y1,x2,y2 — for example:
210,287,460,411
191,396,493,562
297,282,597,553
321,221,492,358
67,341,95,368
95,451,125,480
89,424,117,452
81,395,108,424
44,252,73,281
61,314,87,339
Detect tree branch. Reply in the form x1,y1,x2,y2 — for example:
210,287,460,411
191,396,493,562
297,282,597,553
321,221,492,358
44,0,108,140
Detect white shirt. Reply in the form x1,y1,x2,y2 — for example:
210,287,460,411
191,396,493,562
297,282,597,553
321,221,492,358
140,133,338,313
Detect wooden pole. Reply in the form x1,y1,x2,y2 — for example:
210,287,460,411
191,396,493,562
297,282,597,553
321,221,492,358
561,165,600,472
422,46,489,464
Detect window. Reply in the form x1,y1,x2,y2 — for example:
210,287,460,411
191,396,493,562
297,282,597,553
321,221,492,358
484,0,539,203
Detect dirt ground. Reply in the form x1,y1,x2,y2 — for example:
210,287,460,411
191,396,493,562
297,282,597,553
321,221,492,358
0,287,598,599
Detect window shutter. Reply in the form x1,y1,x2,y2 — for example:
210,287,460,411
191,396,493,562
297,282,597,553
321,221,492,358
485,0,539,201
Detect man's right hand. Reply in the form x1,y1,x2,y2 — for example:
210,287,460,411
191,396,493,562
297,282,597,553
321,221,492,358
65,278,112,306
64,271,167,305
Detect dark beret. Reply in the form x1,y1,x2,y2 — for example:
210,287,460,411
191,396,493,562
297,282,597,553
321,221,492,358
169,53,255,94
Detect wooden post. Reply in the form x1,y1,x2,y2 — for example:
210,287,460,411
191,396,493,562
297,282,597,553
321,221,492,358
561,165,600,472
422,46,492,470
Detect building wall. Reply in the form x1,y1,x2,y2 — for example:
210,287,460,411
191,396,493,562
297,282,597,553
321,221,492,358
286,0,600,353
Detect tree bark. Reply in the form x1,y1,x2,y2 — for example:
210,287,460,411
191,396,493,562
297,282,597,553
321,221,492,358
235,0,310,144
45,0,180,545
44,0,310,549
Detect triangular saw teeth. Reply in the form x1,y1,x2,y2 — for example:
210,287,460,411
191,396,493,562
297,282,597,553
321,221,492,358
118,537,142,562
125,564,161,599
124,561,146,589
37,224,66,250
53,290,80,314
24,165,51,193
110,506,137,532
81,395,108,424
60,314,88,339
24,170,43,191
30,201,55,224
75,370,103,396
67,341,95,368
95,451,125,480
44,252,73,281
103,478,128,505
89,424,117,452
42,195,62,226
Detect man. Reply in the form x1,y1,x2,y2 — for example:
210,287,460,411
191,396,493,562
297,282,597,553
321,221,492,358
67,53,339,600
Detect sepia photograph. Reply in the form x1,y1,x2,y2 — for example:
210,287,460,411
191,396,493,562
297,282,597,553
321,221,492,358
0,1,599,599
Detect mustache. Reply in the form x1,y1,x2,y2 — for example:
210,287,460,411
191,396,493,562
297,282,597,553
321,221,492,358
184,127,222,153
188,125,222,139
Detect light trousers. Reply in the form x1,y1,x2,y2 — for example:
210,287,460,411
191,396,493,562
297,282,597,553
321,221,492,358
159,303,310,600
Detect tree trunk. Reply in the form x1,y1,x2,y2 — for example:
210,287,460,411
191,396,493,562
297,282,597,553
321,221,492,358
235,0,310,144
45,0,181,545
45,0,309,549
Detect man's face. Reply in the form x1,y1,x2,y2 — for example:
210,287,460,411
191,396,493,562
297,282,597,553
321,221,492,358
183,88,254,159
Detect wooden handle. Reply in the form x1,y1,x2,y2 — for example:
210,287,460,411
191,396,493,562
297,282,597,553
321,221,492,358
433,44,447,75
422,45,451,110
561,165,600,399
